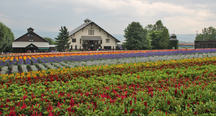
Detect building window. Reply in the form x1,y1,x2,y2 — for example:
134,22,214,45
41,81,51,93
75,45,77,50
72,39,76,42
28,34,33,36
88,30,94,35
29,34,33,39
106,39,110,43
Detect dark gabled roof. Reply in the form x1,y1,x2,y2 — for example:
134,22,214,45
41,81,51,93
69,20,120,42
169,33,178,41
13,28,49,42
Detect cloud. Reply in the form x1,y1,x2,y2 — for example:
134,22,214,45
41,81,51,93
0,0,216,39
0,13,4,17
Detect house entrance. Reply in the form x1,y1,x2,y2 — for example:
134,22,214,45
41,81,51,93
25,44,38,53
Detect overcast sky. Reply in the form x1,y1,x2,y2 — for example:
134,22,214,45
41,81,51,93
0,0,215,40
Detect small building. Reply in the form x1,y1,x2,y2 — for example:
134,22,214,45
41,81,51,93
195,40,216,49
12,27,53,53
68,18,120,50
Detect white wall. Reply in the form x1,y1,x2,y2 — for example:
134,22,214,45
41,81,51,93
69,24,116,50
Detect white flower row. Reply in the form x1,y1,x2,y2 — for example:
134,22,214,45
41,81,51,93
31,65,38,71
11,65,19,73
61,52,216,68
45,63,57,69
0,66,8,74
38,64,47,70
52,62,65,68
60,61,71,68
21,65,28,73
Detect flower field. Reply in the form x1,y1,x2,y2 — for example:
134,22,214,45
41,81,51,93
0,49,216,116
1,49,216,75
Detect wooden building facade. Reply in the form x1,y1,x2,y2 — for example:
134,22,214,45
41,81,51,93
12,27,55,53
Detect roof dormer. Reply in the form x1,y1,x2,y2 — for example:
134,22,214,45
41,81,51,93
27,27,34,32
84,18,91,24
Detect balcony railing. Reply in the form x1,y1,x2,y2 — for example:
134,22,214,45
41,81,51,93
82,44,101,47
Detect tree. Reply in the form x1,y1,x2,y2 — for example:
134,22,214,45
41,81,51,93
145,24,154,43
160,28,170,49
44,37,55,45
153,20,164,31
195,26,216,41
147,20,170,49
145,24,154,34
123,22,151,50
149,31,161,49
0,22,14,54
55,26,70,52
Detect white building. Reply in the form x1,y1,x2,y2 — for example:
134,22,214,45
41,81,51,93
68,18,120,50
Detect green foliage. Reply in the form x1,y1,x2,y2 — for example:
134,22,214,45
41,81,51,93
195,26,216,41
43,37,55,45
123,22,151,50
149,31,161,49
146,20,170,49
160,28,170,49
55,26,70,52
0,22,14,53
169,40,179,49
145,24,154,34
150,28,170,49
153,20,164,31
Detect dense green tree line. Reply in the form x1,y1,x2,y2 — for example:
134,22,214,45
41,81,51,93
123,20,170,50
0,22,14,54
195,26,216,41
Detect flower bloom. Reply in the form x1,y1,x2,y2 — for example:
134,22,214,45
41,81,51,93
130,109,134,114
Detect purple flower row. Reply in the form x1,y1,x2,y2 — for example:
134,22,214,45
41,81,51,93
30,49,216,64
1,49,216,67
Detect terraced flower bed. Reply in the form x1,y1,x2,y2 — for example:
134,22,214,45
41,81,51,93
0,49,216,116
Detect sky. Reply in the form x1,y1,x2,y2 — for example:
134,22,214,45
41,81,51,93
0,0,215,41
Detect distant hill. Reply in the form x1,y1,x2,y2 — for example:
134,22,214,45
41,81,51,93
112,34,125,41
177,34,196,42
113,34,196,42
